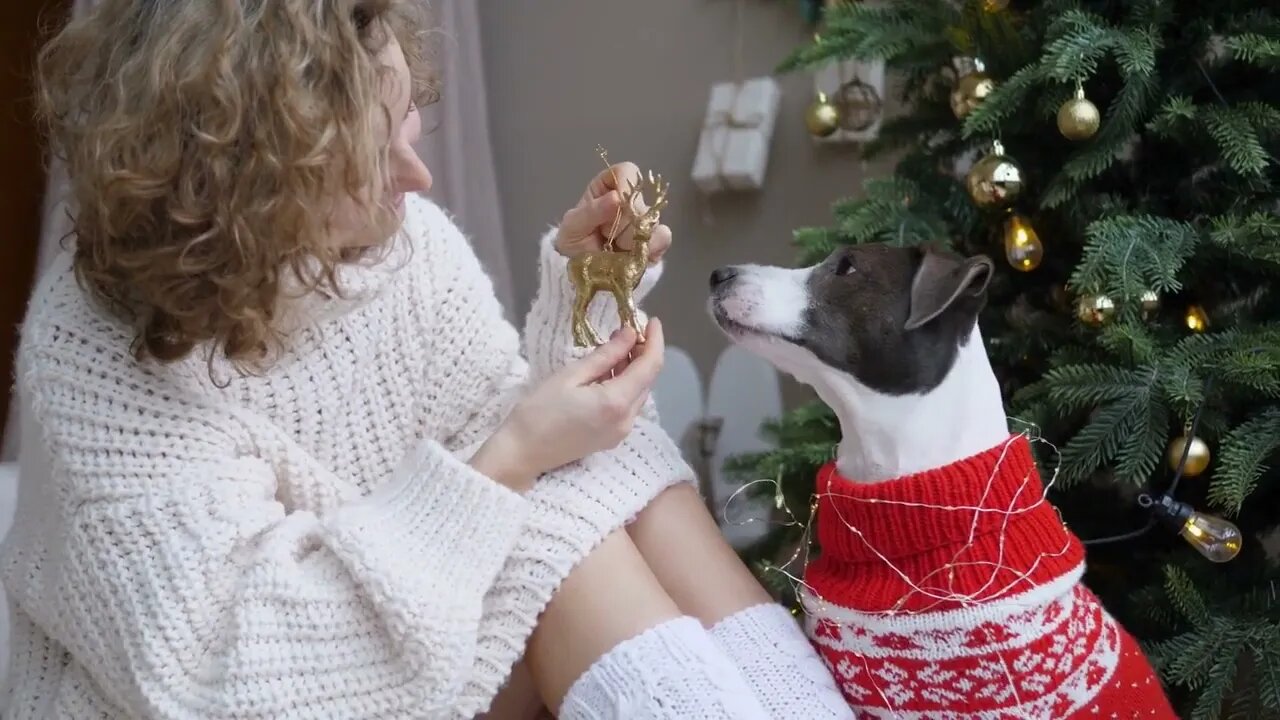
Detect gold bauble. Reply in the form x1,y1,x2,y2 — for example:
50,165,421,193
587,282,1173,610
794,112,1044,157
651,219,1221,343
982,0,1010,11
1057,87,1101,141
1076,293,1116,327
805,91,841,138
1167,435,1211,477
834,78,883,133
950,65,996,120
1184,304,1210,333
966,141,1024,210
1002,213,1043,271
1139,289,1160,320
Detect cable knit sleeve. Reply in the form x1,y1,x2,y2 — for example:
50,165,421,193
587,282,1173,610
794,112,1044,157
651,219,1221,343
8,347,528,719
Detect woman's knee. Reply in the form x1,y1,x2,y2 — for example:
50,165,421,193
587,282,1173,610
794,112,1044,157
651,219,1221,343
526,529,681,710
625,483,771,624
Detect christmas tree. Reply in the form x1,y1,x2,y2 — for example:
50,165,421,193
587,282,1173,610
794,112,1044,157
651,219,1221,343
727,1,1280,717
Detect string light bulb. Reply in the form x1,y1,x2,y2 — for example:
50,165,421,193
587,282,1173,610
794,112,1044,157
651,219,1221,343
1184,304,1210,333
1151,495,1243,563
1002,213,1043,271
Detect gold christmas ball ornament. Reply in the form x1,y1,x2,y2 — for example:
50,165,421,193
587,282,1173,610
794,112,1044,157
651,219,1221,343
966,141,1024,210
950,60,996,120
1167,434,1211,477
1057,86,1101,141
1139,289,1160,320
805,91,841,138
1184,304,1210,333
1076,293,1116,327
1002,213,1043,272
834,78,883,133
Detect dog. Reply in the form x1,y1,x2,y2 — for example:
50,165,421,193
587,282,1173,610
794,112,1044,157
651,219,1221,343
709,243,1177,719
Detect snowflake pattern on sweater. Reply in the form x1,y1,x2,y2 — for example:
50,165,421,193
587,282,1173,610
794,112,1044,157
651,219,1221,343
0,195,693,719
801,435,1178,720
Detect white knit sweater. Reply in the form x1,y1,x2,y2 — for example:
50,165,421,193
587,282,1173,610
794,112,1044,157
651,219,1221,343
0,195,693,719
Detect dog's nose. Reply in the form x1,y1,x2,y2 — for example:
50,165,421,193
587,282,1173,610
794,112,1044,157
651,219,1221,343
709,267,739,289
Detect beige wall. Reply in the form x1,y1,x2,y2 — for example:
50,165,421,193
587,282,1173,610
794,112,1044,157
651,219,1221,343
478,1,885,405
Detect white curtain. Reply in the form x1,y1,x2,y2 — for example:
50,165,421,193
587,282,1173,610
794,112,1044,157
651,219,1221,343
1,0,513,459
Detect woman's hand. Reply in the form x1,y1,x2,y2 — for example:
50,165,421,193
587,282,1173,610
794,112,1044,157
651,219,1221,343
471,319,666,491
554,161,672,264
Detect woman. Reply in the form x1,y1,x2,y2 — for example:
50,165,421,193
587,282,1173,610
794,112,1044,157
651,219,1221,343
0,1,849,718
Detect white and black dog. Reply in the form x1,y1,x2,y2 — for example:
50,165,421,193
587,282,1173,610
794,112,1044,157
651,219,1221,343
709,244,1176,719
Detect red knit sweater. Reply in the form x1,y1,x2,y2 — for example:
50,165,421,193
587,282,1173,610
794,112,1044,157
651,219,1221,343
802,435,1178,719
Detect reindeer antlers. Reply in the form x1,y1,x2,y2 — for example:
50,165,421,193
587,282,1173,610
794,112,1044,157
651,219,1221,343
624,170,669,230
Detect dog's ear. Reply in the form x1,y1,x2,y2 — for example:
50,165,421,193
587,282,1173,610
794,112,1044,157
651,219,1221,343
904,248,993,331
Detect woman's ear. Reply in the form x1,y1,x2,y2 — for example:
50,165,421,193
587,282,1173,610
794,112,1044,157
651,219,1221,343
903,249,994,331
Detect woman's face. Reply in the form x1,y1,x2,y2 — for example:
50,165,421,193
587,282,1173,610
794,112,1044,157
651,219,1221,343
330,35,433,252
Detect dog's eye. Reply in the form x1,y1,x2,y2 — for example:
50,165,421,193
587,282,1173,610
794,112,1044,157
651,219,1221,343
835,256,855,276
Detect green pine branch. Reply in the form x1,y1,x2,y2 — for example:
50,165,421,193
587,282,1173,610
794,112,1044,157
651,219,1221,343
1098,322,1160,365
1051,363,1165,485
1165,565,1211,624
1044,364,1153,412
1211,408,1280,516
1194,630,1246,720
1202,106,1273,177
793,226,843,267
1070,215,1199,300
1227,33,1280,68
960,62,1045,138
1211,212,1280,266
776,0,956,73
1257,642,1280,711
830,177,953,247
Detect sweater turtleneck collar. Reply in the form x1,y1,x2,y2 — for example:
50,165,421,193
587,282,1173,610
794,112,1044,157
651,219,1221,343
273,230,414,335
806,434,1085,613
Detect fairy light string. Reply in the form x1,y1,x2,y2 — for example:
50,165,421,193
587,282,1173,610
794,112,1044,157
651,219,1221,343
1082,374,1216,547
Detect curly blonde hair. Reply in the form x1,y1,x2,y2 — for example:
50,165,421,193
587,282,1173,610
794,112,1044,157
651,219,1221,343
37,0,438,367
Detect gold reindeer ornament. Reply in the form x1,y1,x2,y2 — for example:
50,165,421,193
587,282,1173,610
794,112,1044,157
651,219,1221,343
567,164,670,347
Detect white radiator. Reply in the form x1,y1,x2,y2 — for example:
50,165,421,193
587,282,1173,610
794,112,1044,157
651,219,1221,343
651,345,782,549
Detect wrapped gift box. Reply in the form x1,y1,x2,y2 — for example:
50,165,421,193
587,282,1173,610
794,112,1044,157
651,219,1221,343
691,76,781,193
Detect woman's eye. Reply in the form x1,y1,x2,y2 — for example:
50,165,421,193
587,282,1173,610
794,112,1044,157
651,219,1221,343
835,256,855,276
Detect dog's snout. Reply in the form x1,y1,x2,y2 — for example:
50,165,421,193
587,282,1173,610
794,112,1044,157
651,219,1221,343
709,266,739,289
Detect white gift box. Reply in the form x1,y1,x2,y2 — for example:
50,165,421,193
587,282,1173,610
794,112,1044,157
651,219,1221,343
691,76,781,193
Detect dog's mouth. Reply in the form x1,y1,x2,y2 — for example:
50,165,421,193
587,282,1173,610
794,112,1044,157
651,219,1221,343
709,299,804,347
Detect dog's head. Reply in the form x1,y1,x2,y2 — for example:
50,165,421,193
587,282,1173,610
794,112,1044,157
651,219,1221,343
708,243,993,397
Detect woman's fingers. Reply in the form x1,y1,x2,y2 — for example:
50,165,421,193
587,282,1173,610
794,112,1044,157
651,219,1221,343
582,162,641,204
603,318,664,409
560,327,638,385
558,192,623,254
647,224,672,263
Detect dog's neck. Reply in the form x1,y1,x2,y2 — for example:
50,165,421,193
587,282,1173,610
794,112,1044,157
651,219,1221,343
810,327,1010,483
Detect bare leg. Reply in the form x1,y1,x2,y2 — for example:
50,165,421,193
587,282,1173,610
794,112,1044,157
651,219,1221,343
625,483,770,625
526,529,769,719
527,529,680,708
476,660,543,720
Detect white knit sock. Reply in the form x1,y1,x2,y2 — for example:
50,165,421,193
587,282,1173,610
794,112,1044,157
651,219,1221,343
559,616,771,720
710,603,854,719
